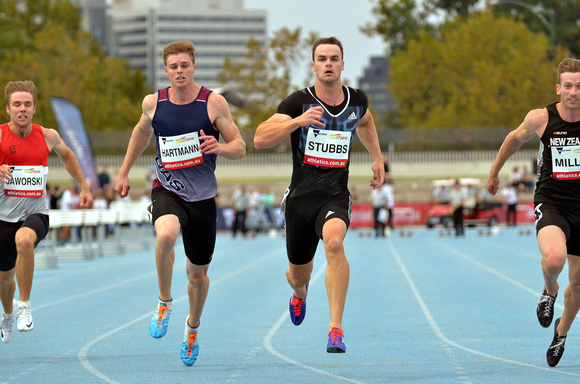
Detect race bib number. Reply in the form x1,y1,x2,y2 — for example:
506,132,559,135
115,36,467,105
304,128,351,168
4,165,45,198
551,145,580,180
159,131,203,170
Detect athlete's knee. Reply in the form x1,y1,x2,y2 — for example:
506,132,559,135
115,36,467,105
15,230,35,254
543,251,566,275
566,279,580,299
187,265,208,286
323,234,344,255
0,271,15,287
155,227,179,247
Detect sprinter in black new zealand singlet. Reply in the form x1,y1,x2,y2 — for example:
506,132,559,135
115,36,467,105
486,58,580,367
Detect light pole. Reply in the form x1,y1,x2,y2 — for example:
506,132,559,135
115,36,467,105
494,0,556,59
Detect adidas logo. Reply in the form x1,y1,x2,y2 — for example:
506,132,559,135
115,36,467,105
347,112,357,120
325,210,335,219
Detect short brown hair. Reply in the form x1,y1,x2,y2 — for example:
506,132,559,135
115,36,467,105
312,37,344,61
557,58,580,83
5,80,37,106
162,41,196,66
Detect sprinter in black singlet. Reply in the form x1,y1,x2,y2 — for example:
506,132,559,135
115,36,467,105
487,58,580,367
255,37,385,353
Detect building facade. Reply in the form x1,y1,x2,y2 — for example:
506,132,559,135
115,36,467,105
106,0,266,91
358,55,396,128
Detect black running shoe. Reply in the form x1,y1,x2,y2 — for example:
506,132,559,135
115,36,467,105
537,288,557,328
547,317,566,367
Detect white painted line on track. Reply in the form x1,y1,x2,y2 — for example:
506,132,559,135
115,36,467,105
35,271,157,311
263,261,368,384
387,240,580,377
431,238,565,311
78,252,277,383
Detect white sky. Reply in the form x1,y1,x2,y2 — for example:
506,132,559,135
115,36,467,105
243,0,386,86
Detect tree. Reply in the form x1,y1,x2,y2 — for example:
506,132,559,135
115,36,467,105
362,0,481,54
0,24,150,133
365,0,579,57
492,0,580,58
218,27,319,136
389,12,563,128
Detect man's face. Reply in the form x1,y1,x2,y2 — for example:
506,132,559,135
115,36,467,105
557,72,580,110
165,53,196,87
6,91,35,128
311,44,344,84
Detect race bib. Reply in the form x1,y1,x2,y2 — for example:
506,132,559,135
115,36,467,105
551,145,580,180
304,128,351,168
159,131,203,170
4,165,45,198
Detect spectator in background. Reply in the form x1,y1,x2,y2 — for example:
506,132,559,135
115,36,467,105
508,166,523,188
231,185,250,238
501,183,518,226
522,165,536,192
98,164,111,189
370,184,388,238
449,179,466,237
384,176,395,232
253,186,276,234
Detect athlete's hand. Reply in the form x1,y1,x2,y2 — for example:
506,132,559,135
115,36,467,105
299,106,325,128
0,164,12,183
199,129,221,155
78,187,93,209
115,174,131,199
486,174,500,196
369,160,384,189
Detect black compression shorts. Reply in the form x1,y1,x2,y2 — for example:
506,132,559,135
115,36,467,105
0,214,49,272
535,202,580,256
284,191,351,265
150,187,216,265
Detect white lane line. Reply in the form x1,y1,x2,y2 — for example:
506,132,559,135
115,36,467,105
78,252,276,383
432,239,565,311
387,240,579,377
263,262,368,384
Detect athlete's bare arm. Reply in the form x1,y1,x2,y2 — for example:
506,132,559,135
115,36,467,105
356,110,385,189
115,93,157,198
43,128,93,208
487,108,548,195
204,92,245,159
254,107,325,150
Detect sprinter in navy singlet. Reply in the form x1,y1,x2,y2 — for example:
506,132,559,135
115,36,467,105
255,37,385,354
115,41,245,366
486,58,580,367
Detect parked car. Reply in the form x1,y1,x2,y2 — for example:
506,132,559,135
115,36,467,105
426,178,502,228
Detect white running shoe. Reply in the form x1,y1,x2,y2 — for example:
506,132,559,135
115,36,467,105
17,301,34,332
1,300,17,343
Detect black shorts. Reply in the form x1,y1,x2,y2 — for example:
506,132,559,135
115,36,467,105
150,188,216,265
0,214,49,272
284,191,351,265
535,202,580,256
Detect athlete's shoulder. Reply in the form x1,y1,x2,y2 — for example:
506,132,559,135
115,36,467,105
347,86,368,105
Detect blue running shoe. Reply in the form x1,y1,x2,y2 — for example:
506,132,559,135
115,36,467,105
149,300,172,338
181,317,199,366
327,327,346,353
289,283,308,325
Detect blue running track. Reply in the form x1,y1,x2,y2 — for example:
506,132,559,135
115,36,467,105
2,226,579,384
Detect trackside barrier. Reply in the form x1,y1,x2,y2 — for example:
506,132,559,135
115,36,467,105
35,202,155,269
